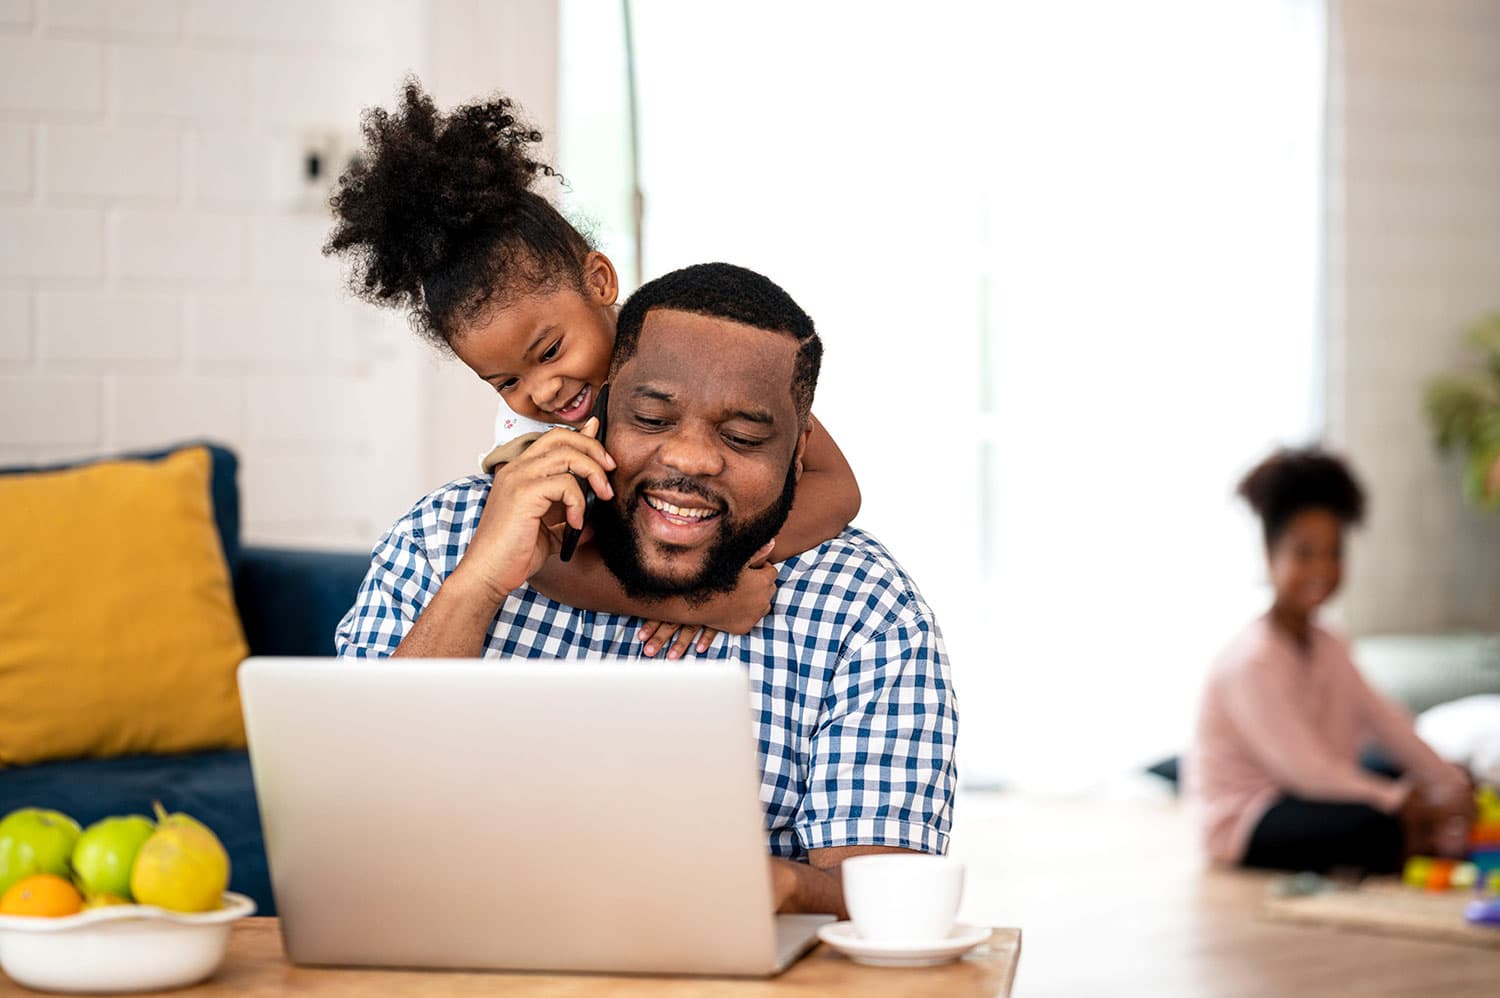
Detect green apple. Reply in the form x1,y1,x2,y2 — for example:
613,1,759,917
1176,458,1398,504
0,808,82,894
72,815,156,900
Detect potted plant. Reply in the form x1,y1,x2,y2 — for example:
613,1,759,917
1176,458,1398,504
1424,312,1500,509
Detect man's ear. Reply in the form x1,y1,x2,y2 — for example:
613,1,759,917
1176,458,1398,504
793,421,814,481
582,251,619,307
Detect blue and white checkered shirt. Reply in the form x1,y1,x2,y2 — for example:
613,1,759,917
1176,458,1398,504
336,475,958,860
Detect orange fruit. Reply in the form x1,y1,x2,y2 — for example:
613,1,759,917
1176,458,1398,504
0,873,84,917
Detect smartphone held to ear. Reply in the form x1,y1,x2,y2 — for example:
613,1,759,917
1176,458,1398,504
560,382,610,562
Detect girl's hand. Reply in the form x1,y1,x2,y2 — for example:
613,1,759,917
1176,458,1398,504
1398,787,1439,858
688,540,779,635
1431,765,1478,857
633,540,778,655
639,620,722,659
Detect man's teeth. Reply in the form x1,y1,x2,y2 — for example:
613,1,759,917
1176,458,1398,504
644,496,717,520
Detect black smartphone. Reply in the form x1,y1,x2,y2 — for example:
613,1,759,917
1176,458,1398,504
559,382,610,562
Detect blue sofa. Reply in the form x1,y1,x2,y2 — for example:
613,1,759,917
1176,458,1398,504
0,444,370,916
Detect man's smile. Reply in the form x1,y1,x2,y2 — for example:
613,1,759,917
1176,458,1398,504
638,489,723,545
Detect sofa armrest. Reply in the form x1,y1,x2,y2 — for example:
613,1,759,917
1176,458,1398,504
234,546,370,657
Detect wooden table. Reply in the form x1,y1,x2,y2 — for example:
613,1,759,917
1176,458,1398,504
950,792,1499,997
113,918,1020,996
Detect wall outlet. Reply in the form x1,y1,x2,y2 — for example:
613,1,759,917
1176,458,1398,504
298,131,362,215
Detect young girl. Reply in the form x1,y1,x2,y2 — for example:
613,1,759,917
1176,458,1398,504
1187,448,1474,873
324,80,860,658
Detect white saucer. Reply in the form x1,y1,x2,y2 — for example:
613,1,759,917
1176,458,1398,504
816,921,991,967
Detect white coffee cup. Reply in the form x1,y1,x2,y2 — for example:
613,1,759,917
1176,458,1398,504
840,854,965,942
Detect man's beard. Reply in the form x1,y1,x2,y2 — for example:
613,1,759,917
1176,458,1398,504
591,462,797,605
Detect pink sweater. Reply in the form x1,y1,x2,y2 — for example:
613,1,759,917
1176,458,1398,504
1185,615,1467,865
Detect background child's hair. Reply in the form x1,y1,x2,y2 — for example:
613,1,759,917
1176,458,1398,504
323,77,592,349
1237,447,1367,547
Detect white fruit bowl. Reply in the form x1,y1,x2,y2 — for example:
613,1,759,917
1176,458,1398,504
0,892,255,994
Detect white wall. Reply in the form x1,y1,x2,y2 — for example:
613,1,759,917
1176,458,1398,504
0,0,559,549
1327,0,1500,634
420,0,558,493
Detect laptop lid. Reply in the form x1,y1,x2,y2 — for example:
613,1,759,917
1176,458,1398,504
238,657,815,976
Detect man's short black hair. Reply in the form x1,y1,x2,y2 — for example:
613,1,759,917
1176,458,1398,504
1238,447,1366,548
611,263,821,423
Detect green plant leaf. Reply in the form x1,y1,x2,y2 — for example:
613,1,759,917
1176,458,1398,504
1424,376,1488,450
1463,442,1500,509
1424,311,1500,512
1466,312,1500,358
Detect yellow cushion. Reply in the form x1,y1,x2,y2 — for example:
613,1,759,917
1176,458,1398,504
0,447,249,766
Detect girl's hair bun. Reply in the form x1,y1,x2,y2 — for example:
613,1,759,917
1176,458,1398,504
325,77,577,344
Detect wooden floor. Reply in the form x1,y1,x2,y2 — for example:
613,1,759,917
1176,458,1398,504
948,789,1498,997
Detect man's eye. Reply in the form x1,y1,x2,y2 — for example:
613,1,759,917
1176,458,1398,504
725,434,763,448
540,341,560,361
635,416,669,428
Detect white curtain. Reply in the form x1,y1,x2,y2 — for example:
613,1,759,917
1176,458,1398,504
561,0,1326,789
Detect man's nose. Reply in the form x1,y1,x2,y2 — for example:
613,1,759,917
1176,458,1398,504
657,423,724,478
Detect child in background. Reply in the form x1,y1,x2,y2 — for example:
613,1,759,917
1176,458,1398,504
325,80,860,658
1186,448,1474,873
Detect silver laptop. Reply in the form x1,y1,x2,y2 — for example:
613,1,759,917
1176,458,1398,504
238,657,831,977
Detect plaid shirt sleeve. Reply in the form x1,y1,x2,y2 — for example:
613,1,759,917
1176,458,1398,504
334,523,442,659
793,595,958,855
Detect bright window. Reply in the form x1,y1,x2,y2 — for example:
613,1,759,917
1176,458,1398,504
561,0,1326,789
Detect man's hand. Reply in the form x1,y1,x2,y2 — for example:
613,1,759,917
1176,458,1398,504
769,857,802,913
391,422,615,660
767,846,920,918
451,421,615,604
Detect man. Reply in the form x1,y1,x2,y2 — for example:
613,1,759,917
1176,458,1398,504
337,263,957,917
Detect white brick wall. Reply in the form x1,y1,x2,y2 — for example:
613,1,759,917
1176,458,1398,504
42,0,178,39
246,215,341,286
1,0,561,547
0,36,103,113
0,375,100,446
0,2,32,29
0,289,30,361
1328,0,1500,633
188,130,300,207
184,293,353,371
0,123,31,194
182,0,321,46
1,207,104,278
112,45,251,121
38,290,180,365
45,123,180,199
114,210,243,282
246,373,373,447
250,52,395,130
112,373,244,450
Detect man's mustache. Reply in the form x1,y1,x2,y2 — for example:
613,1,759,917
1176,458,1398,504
633,476,727,513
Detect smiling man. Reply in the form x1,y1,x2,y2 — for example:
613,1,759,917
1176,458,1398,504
336,263,957,916
589,274,816,603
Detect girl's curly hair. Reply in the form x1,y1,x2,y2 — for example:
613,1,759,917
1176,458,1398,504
1238,447,1366,548
324,78,592,348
